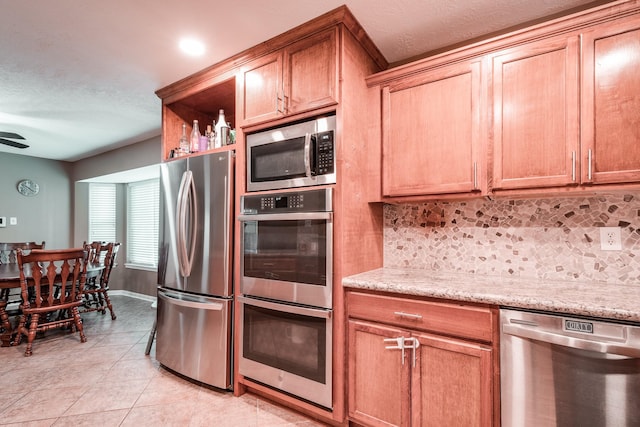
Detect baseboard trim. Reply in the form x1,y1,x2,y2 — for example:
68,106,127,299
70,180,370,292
110,289,157,306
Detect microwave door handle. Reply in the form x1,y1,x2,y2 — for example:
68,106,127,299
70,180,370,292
304,132,312,178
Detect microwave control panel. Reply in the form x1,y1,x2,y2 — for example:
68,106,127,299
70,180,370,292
241,188,332,214
315,131,334,175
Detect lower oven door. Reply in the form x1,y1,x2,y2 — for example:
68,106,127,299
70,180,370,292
238,296,332,409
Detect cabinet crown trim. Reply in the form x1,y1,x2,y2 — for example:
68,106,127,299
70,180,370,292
367,0,640,87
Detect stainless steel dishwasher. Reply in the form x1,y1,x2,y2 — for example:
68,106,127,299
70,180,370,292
500,308,640,427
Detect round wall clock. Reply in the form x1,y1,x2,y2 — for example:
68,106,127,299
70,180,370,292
17,179,40,197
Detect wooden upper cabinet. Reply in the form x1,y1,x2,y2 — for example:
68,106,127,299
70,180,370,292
581,14,640,185
240,51,282,125
382,60,484,197
240,28,338,126
284,28,338,115
491,35,580,191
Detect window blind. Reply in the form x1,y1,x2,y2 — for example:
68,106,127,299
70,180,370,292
126,179,159,269
88,183,116,242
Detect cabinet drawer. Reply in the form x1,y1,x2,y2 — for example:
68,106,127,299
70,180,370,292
347,291,495,343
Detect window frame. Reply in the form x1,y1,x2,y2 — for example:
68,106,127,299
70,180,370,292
125,178,159,271
88,183,116,243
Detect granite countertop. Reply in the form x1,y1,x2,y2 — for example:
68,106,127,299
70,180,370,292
342,267,640,323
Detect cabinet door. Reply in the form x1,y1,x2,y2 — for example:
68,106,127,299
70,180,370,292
581,14,640,185
491,35,580,190
240,51,283,126
412,332,493,427
348,320,411,427
382,60,483,197
283,28,338,115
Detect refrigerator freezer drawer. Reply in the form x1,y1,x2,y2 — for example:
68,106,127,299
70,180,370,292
156,288,232,389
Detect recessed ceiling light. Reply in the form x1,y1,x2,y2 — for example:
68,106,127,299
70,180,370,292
179,37,205,56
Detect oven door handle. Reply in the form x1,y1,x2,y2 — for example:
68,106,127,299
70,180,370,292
238,296,331,319
503,324,640,358
238,212,332,222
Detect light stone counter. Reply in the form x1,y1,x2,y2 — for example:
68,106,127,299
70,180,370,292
343,268,640,323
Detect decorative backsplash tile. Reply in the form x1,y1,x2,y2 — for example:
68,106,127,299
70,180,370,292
384,192,640,284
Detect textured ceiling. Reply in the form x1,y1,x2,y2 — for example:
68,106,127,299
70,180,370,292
0,0,609,161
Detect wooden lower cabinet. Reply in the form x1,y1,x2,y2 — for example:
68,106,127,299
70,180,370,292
349,320,411,426
347,291,497,427
413,332,492,427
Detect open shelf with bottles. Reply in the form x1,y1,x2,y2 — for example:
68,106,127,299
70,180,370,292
160,76,236,161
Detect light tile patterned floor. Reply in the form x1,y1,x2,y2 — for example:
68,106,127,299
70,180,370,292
0,295,327,426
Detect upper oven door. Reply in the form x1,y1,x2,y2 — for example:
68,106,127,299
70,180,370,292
239,211,333,308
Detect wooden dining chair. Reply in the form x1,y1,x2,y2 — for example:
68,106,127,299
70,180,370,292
0,241,45,341
82,241,120,320
14,247,89,356
0,241,46,264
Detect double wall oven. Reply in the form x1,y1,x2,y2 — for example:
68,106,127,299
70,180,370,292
238,188,333,409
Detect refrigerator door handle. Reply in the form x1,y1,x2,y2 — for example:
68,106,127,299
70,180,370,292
158,288,225,311
176,170,188,276
223,173,231,286
177,170,198,277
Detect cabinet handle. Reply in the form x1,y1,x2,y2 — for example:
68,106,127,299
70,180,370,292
588,149,593,181
276,91,284,114
571,151,576,182
473,162,478,189
394,311,423,320
383,337,406,365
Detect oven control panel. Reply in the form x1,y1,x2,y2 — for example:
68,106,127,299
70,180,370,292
241,188,332,214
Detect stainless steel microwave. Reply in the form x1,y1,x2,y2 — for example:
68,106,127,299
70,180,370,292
246,115,336,192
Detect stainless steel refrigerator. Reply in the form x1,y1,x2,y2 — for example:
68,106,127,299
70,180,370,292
156,150,234,390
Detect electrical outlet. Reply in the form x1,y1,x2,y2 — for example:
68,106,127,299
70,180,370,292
600,227,622,251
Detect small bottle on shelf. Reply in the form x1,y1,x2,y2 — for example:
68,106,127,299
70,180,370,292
190,120,201,153
179,123,189,155
199,135,208,152
206,124,215,150
214,110,228,148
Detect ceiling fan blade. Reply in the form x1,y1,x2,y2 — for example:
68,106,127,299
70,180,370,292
0,131,26,140
0,138,29,149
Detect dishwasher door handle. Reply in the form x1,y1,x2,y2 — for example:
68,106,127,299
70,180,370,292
503,324,640,358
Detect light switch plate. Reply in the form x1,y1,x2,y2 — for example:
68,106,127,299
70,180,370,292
9,217,17,226
0,217,5,227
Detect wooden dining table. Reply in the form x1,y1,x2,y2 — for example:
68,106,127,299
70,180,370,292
0,262,104,347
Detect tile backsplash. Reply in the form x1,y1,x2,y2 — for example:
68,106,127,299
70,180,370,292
384,192,640,284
